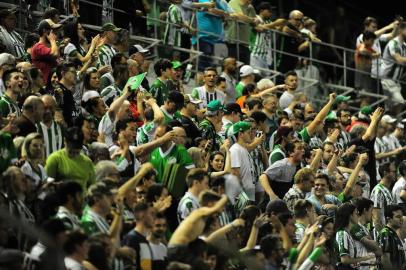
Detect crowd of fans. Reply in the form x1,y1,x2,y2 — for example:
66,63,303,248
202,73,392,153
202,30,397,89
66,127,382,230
0,1,406,270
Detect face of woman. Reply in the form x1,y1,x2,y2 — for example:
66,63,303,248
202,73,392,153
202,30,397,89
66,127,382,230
77,23,85,39
35,71,45,88
89,72,100,89
210,154,225,172
51,72,59,87
323,222,334,239
29,138,44,159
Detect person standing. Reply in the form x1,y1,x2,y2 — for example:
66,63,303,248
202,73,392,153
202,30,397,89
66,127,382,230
229,121,256,201
178,94,202,147
97,23,120,68
278,71,298,109
0,9,25,58
14,96,44,137
150,59,173,107
192,67,226,108
0,69,23,117
199,100,225,151
220,57,238,103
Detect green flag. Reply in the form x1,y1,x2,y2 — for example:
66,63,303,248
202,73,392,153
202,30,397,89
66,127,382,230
127,72,147,91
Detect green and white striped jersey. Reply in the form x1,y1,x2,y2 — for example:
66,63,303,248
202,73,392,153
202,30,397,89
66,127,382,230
0,94,21,117
249,16,272,58
370,183,394,225
97,44,117,68
163,4,183,46
101,84,121,106
136,121,157,145
336,229,357,266
36,121,63,158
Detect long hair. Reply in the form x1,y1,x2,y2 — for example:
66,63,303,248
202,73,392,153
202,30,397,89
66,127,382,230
63,20,80,50
334,202,356,231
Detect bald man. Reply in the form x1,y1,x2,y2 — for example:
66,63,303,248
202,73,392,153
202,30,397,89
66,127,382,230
14,95,44,136
38,95,63,157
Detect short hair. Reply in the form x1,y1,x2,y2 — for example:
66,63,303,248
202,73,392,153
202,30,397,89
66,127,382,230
256,2,273,13
133,202,150,217
284,70,297,79
322,141,335,150
56,61,76,80
278,212,294,226
315,173,330,185
293,199,313,218
2,68,19,85
43,7,60,19
285,140,301,156
57,181,83,205
399,160,406,177
86,183,111,206
146,183,165,203
384,204,403,220
95,160,118,182
63,231,88,255
88,142,110,163
251,111,267,124
363,17,378,27
154,58,172,77
204,67,217,75
115,118,137,135
245,98,263,111
216,76,226,85
199,190,221,206
363,31,377,41
294,167,314,184
353,197,373,215
242,83,256,96
350,125,367,139
260,234,281,259
111,53,126,70
186,168,208,188
336,109,351,117
378,162,392,179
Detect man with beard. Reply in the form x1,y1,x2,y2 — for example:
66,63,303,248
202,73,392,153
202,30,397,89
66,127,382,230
0,68,23,117
122,202,156,270
147,213,168,269
55,181,84,230
178,94,202,147
220,57,237,104
192,68,226,108
31,20,59,85
336,108,352,150
37,95,64,158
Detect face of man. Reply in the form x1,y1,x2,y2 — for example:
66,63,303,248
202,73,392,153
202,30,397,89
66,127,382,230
339,110,351,126
314,178,328,197
6,72,24,94
224,58,237,74
322,144,335,163
144,206,156,229
204,70,217,88
42,97,56,123
304,104,316,119
264,96,278,113
217,81,227,93
124,122,137,144
261,9,272,20
94,97,107,117
292,142,305,162
302,175,314,193
285,75,298,91
63,67,77,86
389,210,404,229
106,30,118,44
196,176,209,194
290,118,303,131
152,218,167,238
365,22,378,33
172,68,183,81
186,102,198,117
33,101,45,122
173,127,187,146
2,13,17,30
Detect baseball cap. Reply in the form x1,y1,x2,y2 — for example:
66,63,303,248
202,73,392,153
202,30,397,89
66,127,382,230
225,103,243,115
335,95,351,103
64,126,84,149
172,61,183,69
381,114,397,124
0,53,16,66
184,94,202,105
82,90,100,102
398,123,404,129
240,65,259,77
358,106,373,120
232,121,251,135
102,22,121,32
130,44,149,55
44,18,62,29
0,9,16,19
207,100,225,112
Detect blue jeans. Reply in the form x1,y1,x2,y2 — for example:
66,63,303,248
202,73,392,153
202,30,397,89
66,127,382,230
197,39,214,71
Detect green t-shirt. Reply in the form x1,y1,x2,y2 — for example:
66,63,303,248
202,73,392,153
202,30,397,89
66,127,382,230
45,148,95,191
150,79,169,106
337,192,352,203
0,94,21,118
298,127,311,143
235,82,245,99
136,122,157,145
149,143,195,182
225,0,256,44
0,132,17,172
270,144,285,164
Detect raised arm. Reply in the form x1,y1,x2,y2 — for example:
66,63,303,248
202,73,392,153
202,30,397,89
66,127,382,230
210,143,232,177
309,148,323,172
197,194,228,217
117,163,154,199
362,107,384,141
48,31,59,57
146,98,164,124
307,93,336,137
108,85,131,120
326,151,339,176
205,218,245,244
342,153,367,197
133,130,176,157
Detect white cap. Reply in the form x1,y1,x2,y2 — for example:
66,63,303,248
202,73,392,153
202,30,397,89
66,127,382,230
381,114,397,124
133,44,149,53
239,65,259,77
0,53,16,66
397,123,404,129
184,94,202,104
82,90,100,102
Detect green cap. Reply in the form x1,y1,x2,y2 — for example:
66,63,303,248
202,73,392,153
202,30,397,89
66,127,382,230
232,121,251,135
127,72,147,91
325,111,337,121
102,23,121,32
172,61,182,69
335,95,351,103
207,100,225,112
360,106,373,115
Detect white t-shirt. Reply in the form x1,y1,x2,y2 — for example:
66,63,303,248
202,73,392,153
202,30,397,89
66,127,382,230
279,91,295,109
230,143,256,200
64,257,84,270
392,176,406,204
149,242,168,261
